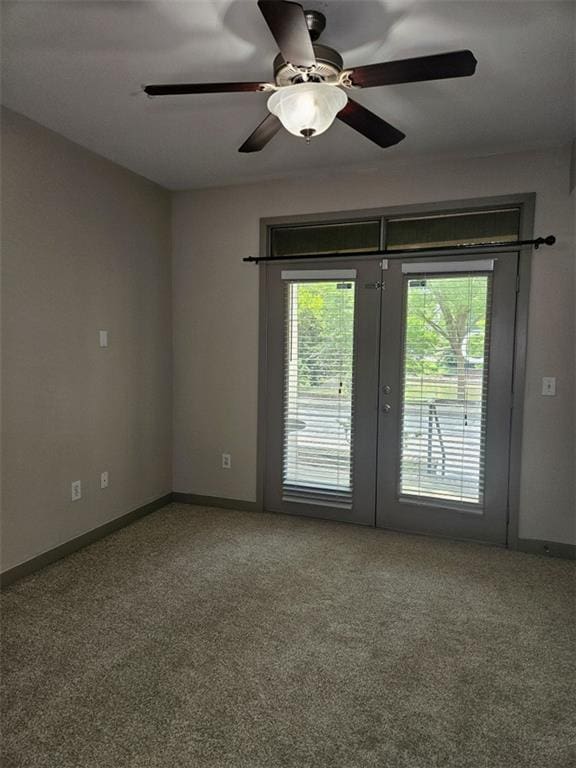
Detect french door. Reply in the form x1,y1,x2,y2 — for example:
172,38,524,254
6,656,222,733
264,259,381,525
376,255,517,543
263,252,518,544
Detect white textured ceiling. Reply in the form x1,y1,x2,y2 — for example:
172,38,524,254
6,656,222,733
2,0,574,190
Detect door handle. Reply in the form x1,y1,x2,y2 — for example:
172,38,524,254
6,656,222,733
381,403,391,414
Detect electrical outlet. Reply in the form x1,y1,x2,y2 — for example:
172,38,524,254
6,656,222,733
71,480,82,501
222,453,231,469
100,471,109,489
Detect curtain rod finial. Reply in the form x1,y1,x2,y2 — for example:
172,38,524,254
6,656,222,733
534,235,556,249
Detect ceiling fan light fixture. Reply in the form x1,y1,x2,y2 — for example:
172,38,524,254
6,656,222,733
267,82,347,139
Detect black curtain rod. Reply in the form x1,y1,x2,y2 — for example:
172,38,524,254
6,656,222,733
243,235,556,264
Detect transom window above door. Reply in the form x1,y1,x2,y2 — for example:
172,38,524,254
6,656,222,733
268,207,521,258
386,209,520,250
270,220,380,258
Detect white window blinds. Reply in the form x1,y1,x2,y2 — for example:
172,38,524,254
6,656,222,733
282,276,356,507
399,271,492,506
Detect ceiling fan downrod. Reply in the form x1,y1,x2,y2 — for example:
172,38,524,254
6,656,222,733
303,10,326,41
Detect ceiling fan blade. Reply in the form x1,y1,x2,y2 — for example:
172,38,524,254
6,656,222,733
257,0,316,68
144,82,267,96
337,99,405,148
239,114,282,153
346,50,477,88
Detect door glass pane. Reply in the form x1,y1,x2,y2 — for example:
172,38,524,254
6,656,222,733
283,280,355,503
399,273,492,505
387,209,520,250
272,220,380,257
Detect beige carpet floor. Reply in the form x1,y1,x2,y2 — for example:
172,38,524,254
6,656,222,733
1,503,575,768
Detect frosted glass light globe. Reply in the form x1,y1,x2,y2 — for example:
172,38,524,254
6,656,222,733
267,82,348,139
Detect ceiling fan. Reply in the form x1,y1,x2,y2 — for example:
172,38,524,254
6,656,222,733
143,0,477,153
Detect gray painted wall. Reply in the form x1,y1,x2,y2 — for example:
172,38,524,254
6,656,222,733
172,145,575,546
1,106,573,570
1,108,173,572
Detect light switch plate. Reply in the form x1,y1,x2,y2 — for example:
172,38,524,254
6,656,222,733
99,330,108,348
100,471,109,489
542,377,556,396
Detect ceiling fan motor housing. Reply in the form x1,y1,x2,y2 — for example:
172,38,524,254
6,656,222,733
273,44,344,86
